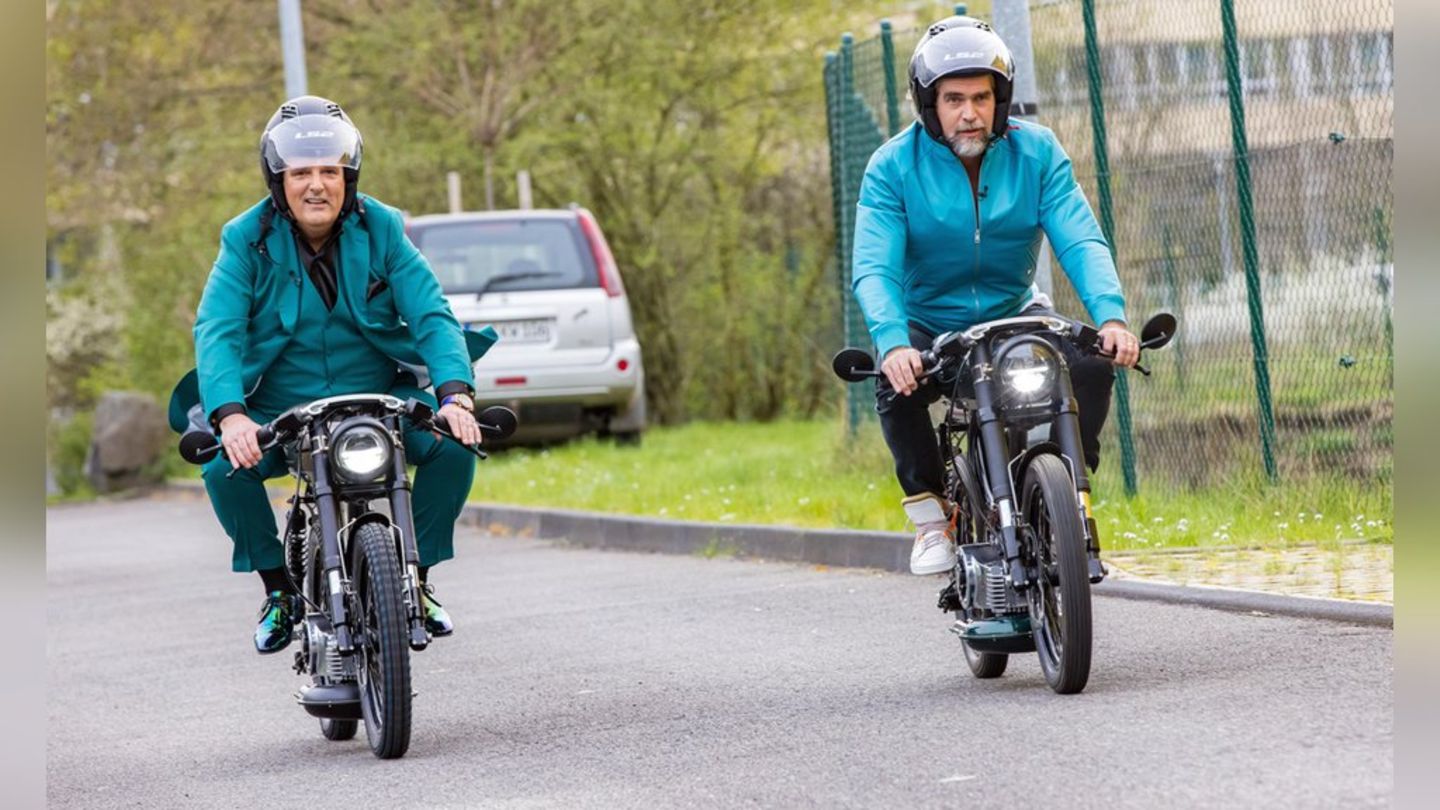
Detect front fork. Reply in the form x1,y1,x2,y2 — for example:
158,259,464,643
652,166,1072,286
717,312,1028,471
387,416,430,652
1052,393,1107,583
310,457,355,655
970,343,1030,590
972,343,1107,589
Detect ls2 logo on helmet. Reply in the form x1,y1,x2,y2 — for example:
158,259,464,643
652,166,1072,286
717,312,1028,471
943,51,985,61
295,131,337,140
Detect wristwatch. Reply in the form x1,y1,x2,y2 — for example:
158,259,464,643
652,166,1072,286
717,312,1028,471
441,392,475,412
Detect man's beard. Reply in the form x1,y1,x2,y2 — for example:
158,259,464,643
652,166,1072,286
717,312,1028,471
947,130,989,159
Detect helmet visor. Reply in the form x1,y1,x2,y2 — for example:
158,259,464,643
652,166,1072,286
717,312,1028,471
262,114,362,174
912,27,1012,89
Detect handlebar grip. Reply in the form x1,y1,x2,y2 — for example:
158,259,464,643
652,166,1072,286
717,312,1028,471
178,424,279,465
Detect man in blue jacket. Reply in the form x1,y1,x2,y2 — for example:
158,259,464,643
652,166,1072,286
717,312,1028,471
852,17,1140,575
174,96,493,653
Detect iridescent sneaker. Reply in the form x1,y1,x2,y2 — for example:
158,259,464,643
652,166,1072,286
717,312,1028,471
903,493,957,575
421,583,453,637
254,591,302,655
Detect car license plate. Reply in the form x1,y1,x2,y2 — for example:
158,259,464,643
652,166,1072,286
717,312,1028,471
485,319,552,344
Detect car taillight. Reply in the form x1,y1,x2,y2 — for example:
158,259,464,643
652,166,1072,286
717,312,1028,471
496,376,527,386
576,209,625,298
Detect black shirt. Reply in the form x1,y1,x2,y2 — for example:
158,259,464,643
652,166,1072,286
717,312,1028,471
295,226,342,311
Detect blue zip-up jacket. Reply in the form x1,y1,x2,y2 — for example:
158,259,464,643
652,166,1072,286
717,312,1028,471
852,120,1126,358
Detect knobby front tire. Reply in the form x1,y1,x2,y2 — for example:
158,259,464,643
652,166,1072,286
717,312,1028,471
1022,454,1093,695
353,522,413,759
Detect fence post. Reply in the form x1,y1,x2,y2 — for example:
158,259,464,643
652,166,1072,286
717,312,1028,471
1219,0,1279,483
838,33,865,433
1081,0,1139,496
880,20,902,136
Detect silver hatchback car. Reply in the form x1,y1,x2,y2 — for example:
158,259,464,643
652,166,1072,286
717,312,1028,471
405,207,645,445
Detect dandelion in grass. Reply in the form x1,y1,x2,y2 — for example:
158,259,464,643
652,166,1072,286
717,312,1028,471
527,479,537,488
719,513,736,522
722,498,732,506
1122,531,1138,540
1278,522,1290,530
659,507,669,516
798,497,812,506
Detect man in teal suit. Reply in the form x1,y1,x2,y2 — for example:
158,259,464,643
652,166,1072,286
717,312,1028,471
172,96,495,654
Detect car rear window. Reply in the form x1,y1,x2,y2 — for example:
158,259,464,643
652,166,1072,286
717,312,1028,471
410,219,596,294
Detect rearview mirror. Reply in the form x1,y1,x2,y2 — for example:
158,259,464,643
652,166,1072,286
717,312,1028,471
831,348,877,383
1140,312,1178,350
478,405,519,439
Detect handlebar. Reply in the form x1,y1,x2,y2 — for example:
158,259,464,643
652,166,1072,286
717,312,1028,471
177,399,520,469
832,311,1178,385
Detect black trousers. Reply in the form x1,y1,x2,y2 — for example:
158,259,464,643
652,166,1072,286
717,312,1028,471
875,313,1116,498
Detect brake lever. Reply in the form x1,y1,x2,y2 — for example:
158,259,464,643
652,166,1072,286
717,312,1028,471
429,416,489,460
1093,348,1152,378
223,434,284,478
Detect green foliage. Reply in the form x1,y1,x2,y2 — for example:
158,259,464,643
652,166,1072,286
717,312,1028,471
47,0,882,428
49,411,95,499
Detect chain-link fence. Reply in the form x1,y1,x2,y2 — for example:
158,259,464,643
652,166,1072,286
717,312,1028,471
823,0,1393,495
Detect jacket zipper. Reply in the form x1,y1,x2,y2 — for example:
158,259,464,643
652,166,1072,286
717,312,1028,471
970,161,985,320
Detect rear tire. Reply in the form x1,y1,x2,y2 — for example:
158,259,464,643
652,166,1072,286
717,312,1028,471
962,641,1009,678
352,522,412,759
1022,454,1092,695
320,718,358,741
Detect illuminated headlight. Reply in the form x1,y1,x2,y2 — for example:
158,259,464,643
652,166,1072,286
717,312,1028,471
332,425,392,482
999,345,1056,399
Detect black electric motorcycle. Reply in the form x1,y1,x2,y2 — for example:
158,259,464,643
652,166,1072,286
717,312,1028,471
179,394,517,757
833,312,1176,694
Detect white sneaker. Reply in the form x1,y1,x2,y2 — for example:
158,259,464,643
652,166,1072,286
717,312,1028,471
903,494,956,575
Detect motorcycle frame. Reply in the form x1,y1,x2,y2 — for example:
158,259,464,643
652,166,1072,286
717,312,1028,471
939,331,1101,591
286,409,431,657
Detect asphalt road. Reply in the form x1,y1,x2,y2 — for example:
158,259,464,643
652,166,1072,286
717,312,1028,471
47,493,1392,809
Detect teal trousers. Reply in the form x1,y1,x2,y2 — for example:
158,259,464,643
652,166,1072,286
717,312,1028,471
202,386,476,573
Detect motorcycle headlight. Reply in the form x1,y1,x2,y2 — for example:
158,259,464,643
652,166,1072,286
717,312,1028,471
998,343,1057,399
331,424,393,482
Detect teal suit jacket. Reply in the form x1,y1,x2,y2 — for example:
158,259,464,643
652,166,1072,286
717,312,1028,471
168,195,496,433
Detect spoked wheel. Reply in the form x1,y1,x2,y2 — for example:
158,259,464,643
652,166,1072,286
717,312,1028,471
948,450,1008,679
1022,454,1092,694
305,526,359,742
352,522,412,759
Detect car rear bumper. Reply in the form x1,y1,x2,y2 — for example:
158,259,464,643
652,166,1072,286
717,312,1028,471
472,339,643,414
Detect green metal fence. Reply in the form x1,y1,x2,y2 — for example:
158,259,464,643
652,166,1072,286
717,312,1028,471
823,0,1394,494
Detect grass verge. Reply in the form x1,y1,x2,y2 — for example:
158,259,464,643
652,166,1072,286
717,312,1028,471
470,418,1392,553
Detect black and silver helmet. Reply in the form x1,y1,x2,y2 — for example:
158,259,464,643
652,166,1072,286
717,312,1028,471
908,16,1016,143
258,95,364,219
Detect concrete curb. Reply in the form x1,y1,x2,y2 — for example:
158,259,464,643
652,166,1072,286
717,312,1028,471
459,501,1393,628
159,482,1392,627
